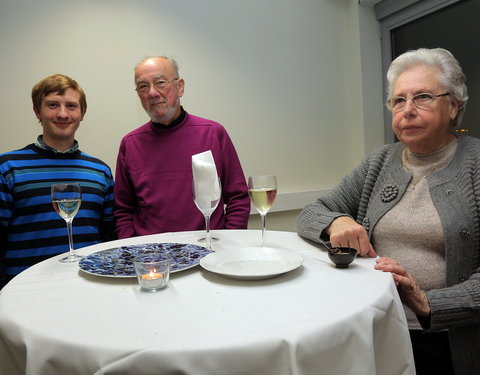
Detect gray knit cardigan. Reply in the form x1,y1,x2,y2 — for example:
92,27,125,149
297,135,480,375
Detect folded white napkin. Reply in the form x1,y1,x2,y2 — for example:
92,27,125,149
192,150,221,210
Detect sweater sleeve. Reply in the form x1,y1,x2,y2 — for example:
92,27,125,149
217,129,250,229
0,172,13,288
426,266,480,330
100,168,117,242
114,139,136,239
296,156,370,243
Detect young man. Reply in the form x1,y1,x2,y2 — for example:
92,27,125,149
114,56,250,238
0,74,115,288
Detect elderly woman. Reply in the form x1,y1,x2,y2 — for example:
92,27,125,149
297,48,479,375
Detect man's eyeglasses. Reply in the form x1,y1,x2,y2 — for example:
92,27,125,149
135,78,179,95
386,92,450,112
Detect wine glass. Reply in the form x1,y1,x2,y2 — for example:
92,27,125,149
248,175,277,247
193,177,221,249
197,232,220,244
51,183,83,262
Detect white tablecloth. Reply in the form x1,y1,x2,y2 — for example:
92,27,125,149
0,230,415,375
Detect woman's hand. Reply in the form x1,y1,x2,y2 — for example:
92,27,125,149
375,257,431,317
326,216,376,257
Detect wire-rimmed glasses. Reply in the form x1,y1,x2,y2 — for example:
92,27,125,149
135,78,179,95
386,92,450,112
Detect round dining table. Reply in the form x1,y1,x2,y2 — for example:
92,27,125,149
0,230,415,375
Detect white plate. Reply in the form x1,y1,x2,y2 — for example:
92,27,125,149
200,247,303,280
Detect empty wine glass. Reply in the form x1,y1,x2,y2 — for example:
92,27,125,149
193,178,221,249
248,175,277,246
51,183,82,262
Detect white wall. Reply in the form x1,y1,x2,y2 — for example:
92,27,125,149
0,0,384,232
248,2,385,233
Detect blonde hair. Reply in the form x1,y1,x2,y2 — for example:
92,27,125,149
32,74,87,116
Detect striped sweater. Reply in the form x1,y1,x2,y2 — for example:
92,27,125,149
297,135,480,375
0,144,115,285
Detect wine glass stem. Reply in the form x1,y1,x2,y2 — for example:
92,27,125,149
66,219,75,259
261,213,267,247
204,214,212,249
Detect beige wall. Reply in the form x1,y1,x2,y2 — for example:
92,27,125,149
0,0,384,231
248,210,301,233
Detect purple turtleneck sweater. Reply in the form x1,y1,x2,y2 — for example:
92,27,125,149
114,111,250,238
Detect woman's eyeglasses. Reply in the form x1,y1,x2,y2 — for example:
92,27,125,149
387,92,450,112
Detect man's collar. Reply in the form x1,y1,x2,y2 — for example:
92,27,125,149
152,107,186,129
35,135,79,153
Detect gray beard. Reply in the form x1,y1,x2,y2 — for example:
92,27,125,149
148,101,180,124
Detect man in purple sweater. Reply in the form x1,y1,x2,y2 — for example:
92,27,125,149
114,56,250,238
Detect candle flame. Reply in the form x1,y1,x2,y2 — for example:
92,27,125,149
141,268,163,280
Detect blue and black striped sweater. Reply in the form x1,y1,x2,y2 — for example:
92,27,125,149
0,144,115,286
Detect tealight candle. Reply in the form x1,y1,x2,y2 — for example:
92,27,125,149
134,254,172,292
141,270,164,280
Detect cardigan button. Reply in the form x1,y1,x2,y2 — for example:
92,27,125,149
460,228,470,237
445,188,454,195
362,217,370,233
459,276,466,282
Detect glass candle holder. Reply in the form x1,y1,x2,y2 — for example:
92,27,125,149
134,253,172,292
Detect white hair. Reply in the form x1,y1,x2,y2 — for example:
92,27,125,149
387,48,468,129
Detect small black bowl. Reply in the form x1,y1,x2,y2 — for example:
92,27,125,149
327,247,357,268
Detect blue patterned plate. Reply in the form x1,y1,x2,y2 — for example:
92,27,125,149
79,243,212,278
